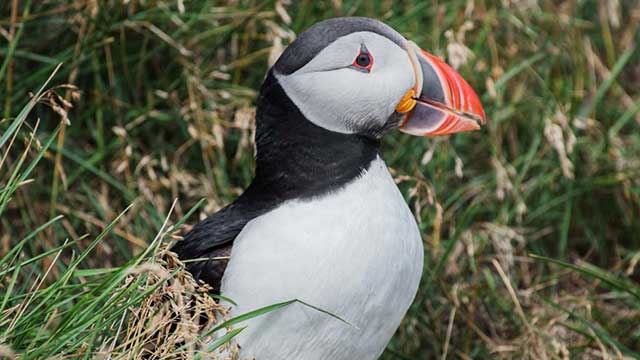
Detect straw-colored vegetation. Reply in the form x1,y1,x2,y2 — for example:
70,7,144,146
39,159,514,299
1,1,640,359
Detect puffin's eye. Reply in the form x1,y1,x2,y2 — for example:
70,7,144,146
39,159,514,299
351,46,373,72
355,53,371,67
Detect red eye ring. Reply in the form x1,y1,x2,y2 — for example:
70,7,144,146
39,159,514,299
351,46,373,72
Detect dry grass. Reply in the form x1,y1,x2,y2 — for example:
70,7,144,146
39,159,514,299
97,250,236,360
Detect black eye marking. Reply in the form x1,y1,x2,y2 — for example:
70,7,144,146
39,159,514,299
350,44,373,73
356,53,371,67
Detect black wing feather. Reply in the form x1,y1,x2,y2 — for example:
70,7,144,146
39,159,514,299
172,186,275,294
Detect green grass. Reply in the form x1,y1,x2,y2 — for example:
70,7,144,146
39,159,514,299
1,0,640,359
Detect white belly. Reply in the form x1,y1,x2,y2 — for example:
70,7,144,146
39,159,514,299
220,157,424,360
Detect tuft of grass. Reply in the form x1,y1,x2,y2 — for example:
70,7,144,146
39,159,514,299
0,80,238,357
1,0,640,359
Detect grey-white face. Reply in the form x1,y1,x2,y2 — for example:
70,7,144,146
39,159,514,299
272,17,486,138
276,31,414,135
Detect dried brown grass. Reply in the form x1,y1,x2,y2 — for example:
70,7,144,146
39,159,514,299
92,250,237,360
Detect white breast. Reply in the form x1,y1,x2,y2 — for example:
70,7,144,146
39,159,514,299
220,157,424,360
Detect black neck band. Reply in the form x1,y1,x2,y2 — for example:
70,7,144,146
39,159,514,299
244,71,381,205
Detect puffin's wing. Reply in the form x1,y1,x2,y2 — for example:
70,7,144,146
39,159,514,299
172,202,257,294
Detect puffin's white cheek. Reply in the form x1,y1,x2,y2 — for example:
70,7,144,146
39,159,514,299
369,68,414,117
277,61,414,134
278,70,371,133
376,56,415,108
318,76,392,130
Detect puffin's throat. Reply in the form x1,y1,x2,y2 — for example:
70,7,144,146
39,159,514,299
251,71,381,201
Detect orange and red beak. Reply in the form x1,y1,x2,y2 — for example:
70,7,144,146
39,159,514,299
396,41,486,136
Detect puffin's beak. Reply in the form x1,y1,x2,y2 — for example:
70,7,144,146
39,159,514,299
396,41,486,136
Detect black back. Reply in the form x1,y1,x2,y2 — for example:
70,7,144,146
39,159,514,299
172,72,381,292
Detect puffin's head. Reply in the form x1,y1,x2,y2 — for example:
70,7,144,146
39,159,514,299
272,17,486,137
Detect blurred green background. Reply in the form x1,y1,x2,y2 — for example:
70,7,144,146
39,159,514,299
1,1,640,358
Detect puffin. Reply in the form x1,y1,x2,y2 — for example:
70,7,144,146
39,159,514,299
173,17,485,360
